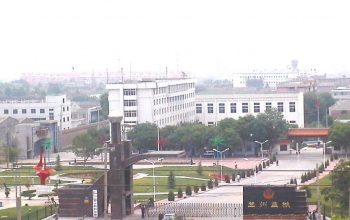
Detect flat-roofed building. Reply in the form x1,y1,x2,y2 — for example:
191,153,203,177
0,95,72,130
195,90,304,128
107,78,196,127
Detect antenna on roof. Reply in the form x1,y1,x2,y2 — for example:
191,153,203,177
166,66,168,79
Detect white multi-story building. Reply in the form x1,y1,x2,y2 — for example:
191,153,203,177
232,70,300,88
195,91,304,127
107,78,196,127
331,87,350,100
0,95,72,130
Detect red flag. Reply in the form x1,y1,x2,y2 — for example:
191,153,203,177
315,99,320,108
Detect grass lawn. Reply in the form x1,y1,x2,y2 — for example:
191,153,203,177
133,165,241,179
134,195,168,203
0,166,103,186
306,174,347,217
133,176,209,194
0,205,56,220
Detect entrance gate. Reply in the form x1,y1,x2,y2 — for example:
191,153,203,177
148,202,243,218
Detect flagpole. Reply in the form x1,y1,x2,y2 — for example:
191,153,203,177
157,127,160,151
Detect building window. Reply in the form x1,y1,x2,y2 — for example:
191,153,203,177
49,108,54,111
289,102,296,112
207,103,214,113
265,102,272,112
219,103,225,113
62,107,65,112
67,106,69,111
31,109,36,114
254,103,260,113
4,109,9,114
40,109,45,113
13,109,18,114
277,102,284,112
123,89,136,96
196,104,202,114
230,103,236,113
63,117,65,122
208,122,214,126
124,100,137,106
63,98,65,103
280,145,287,151
22,109,27,114
242,103,248,113
289,120,296,124
49,113,54,120
67,116,70,121
124,110,137,117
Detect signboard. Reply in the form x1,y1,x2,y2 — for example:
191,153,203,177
92,190,98,217
243,186,306,215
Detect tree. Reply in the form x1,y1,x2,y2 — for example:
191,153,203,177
55,155,62,171
168,191,175,201
177,188,183,198
323,160,350,211
168,171,176,189
196,161,203,175
3,147,21,164
99,93,109,119
127,123,158,153
185,185,192,196
217,118,242,151
72,129,102,165
330,122,350,157
304,92,335,127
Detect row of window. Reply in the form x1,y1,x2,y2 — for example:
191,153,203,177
124,89,137,96
168,83,195,94
124,110,137,117
153,93,195,105
3,108,46,114
196,102,296,114
154,103,194,116
124,100,137,107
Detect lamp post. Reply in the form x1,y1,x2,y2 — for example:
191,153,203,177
254,140,268,161
322,141,332,166
213,148,229,182
95,140,111,220
144,158,163,202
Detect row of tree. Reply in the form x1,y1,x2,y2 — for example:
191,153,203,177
127,109,290,155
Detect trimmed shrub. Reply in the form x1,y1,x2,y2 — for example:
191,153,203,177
263,162,266,168
256,166,259,173
196,161,203,175
21,190,36,200
294,178,297,185
259,164,262,171
168,191,175,201
232,173,236,182
250,169,254,176
185,185,192,196
241,171,246,178
330,154,334,162
266,160,270,166
290,178,294,184
214,178,219,187
334,153,338,160
201,183,206,191
247,170,251,177
177,188,183,198
194,185,199,193
208,179,213,189
224,175,230,183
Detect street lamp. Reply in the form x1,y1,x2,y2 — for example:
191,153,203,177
144,158,163,202
213,148,229,183
320,141,332,166
95,140,111,220
254,140,268,161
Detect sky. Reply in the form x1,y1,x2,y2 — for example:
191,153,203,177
0,0,350,82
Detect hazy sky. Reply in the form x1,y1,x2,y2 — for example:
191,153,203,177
1,0,350,82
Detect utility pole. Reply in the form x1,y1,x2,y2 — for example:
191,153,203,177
316,163,320,213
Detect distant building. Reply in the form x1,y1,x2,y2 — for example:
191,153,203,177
329,100,350,123
13,120,59,159
71,101,102,127
107,78,196,127
0,95,72,130
195,90,304,128
232,70,299,88
331,87,350,100
0,117,19,161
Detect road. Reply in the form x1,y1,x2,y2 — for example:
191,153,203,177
176,148,326,204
